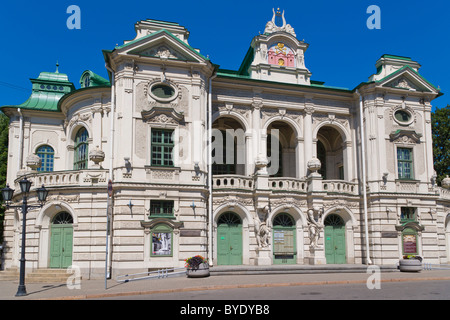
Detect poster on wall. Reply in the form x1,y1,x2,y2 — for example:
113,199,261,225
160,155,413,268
152,232,172,256
273,229,294,254
403,234,417,254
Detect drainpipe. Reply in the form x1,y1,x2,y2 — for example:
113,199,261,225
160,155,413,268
356,90,372,265
104,63,115,283
207,72,217,266
105,64,115,181
17,108,24,173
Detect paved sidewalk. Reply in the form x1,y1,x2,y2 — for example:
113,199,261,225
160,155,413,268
1,269,450,300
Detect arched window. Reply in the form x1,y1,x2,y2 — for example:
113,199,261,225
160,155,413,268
273,213,295,227
217,211,242,225
83,75,90,88
52,211,74,225
74,127,89,170
36,145,54,172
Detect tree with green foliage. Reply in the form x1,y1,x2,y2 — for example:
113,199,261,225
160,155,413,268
431,105,450,185
0,112,8,244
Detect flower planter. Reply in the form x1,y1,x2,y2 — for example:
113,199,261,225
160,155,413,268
399,259,422,272
186,262,210,278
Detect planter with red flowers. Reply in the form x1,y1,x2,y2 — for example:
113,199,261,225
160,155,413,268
399,255,422,272
185,255,210,278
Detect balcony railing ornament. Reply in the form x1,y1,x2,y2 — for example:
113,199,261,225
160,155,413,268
307,157,321,177
89,145,105,169
442,175,450,189
26,154,42,171
254,154,269,175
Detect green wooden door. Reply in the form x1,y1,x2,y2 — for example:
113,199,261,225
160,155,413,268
217,212,242,265
50,225,73,268
273,213,296,264
324,214,346,264
49,212,74,269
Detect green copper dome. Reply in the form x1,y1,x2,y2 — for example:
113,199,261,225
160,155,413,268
1,66,75,112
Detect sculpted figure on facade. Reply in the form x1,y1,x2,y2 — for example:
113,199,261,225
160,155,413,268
307,207,324,249
255,205,270,248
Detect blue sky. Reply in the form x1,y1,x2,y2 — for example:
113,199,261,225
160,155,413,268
1,0,449,110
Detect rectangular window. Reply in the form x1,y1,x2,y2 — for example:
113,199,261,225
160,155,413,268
397,148,413,179
338,166,344,180
151,129,174,167
149,200,174,217
400,207,416,222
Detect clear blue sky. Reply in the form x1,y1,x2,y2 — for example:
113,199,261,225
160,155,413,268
1,0,449,110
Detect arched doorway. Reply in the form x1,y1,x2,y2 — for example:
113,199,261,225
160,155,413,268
49,212,73,268
212,117,246,175
272,213,296,264
217,212,243,265
324,214,346,264
316,126,345,180
267,121,297,178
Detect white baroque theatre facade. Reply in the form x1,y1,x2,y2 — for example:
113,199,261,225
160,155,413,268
2,12,450,278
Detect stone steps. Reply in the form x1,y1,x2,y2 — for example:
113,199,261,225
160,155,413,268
0,268,79,283
0,268,19,281
209,264,399,275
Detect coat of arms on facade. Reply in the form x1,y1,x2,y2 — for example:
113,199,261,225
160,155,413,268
268,43,295,67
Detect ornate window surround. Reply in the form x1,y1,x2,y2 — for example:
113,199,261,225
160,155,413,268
390,105,416,127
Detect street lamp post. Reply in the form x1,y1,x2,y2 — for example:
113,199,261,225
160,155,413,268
1,177,48,297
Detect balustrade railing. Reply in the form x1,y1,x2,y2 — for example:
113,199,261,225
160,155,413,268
15,169,109,190
212,175,253,190
269,177,307,192
322,180,358,195
212,175,358,195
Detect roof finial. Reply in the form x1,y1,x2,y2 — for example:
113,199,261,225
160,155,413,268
55,61,59,73
264,8,296,37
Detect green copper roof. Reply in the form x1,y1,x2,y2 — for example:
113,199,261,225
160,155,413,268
381,54,412,61
1,68,75,112
80,70,110,88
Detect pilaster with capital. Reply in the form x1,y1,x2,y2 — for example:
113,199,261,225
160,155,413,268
303,97,314,168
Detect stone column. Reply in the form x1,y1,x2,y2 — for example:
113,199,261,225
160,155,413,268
304,97,314,171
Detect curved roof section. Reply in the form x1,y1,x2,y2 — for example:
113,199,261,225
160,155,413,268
1,70,75,112
80,70,110,88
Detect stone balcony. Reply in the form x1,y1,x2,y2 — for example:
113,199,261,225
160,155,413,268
14,169,109,191
212,174,359,196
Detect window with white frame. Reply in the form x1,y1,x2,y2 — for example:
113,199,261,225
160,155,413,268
36,145,54,172
151,129,174,167
397,147,413,179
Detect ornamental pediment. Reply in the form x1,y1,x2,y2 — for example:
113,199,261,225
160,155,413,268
384,76,419,91
122,29,208,63
141,105,184,124
379,66,438,93
389,129,422,144
135,44,191,61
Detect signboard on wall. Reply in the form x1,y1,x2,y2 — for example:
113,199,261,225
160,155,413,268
273,229,294,254
403,234,417,254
